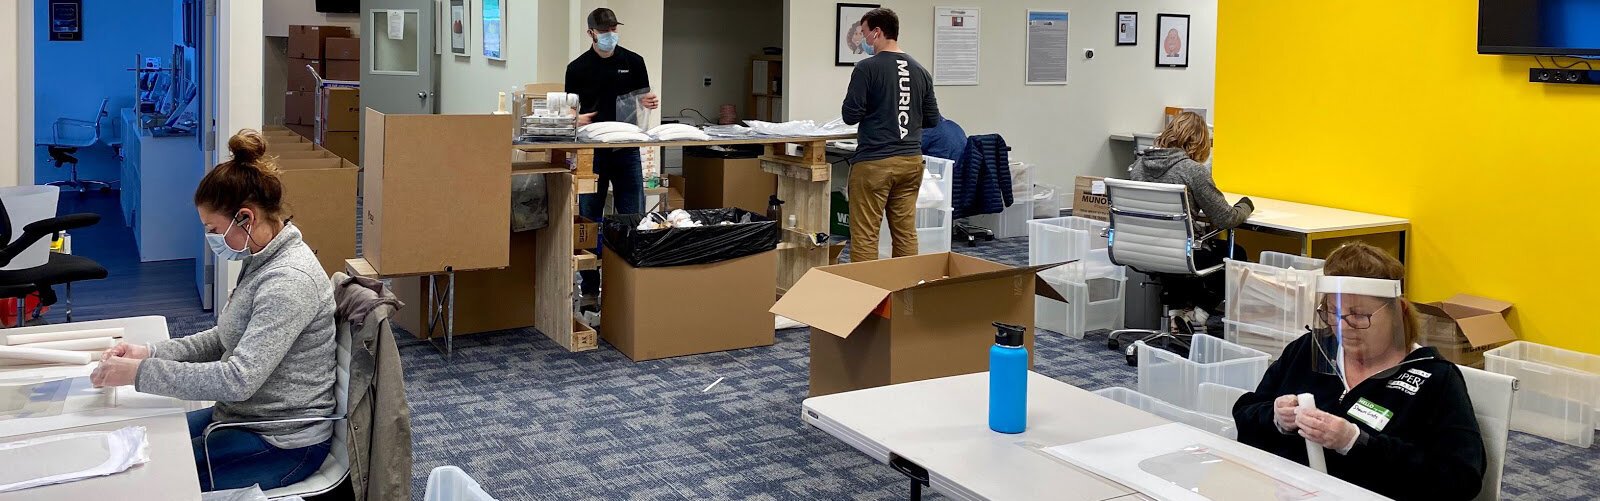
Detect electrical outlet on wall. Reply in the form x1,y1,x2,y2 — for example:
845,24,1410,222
704,76,713,87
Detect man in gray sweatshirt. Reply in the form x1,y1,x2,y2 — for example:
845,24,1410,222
842,7,941,262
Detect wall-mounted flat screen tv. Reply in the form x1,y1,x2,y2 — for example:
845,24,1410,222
1480,0,1600,56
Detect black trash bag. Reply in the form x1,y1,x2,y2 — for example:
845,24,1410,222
602,208,778,268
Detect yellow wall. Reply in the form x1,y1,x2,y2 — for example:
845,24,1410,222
1216,1,1600,353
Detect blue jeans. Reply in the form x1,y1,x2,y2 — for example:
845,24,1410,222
579,148,644,296
188,408,332,492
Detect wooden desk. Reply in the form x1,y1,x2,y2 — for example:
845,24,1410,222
506,134,850,352
1223,193,1411,262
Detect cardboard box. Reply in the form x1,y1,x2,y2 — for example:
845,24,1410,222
325,60,360,82
277,157,359,276
393,231,538,338
288,25,353,59
667,174,686,211
681,155,777,213
363,110,512,275
601,249,777,361
828,243,846,265
267,141,317,153
772,253,1064,396
1414,294,1517,368
1164,106,1209,125
1071,176,1111,222
325,37,360,61
263,125,290,132
574,216,598,250
263,132,307,144
285,91,315,125
287,124,315,140
321,132,359,163
321,88,360,131
287,58,324,92
275,149,337,161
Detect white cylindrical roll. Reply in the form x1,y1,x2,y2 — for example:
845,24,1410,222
4,328,124,346
546,92,562,114
0,346,92,365
1298,393,1328,473
20,337,116,351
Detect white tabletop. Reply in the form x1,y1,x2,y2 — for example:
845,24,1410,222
802,372,1169,501
1225,193,1409,234
0,317,202,501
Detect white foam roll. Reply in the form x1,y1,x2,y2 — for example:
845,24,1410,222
19,337,116,351
4,328,124,346
546,92,562,113
0,346,92,365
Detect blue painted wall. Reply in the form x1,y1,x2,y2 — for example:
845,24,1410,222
34,0,176,185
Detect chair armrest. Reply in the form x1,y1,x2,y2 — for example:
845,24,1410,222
201,415,345,491
56,118,97,128
1197,228,1223,242
1195,262,1226,277
23,213,100,235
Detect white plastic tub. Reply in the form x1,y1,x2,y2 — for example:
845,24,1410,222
1222,319,1304,361
1027,216,1108,267
0,186,60,270
1224,256,1322,334
1037,249,1126,339
877,207,953,259
425,466,496,501
1137,334,1270,410
1095,386,1237,439
1484,341,1600,447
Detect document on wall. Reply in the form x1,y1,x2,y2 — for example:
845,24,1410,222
1025,10,1070,85
387,10,406,40
934,7,981,86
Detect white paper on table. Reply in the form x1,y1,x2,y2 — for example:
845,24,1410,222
387,10,406,40
0,366,185,439
0,426,150,493
1045,423,1385,501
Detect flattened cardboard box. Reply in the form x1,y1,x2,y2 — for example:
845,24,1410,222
1414,294,1517,368
602,250,777,362
1072,176,1110,222
276,157,359,277
773,253,1066,397
394,231,539,338
363,110,512,275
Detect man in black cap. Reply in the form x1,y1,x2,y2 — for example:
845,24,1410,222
566,7,658,302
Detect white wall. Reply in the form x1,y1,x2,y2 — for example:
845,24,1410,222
264,0,359,38
215,0,265,310
662,0,782,120
1,0,36,187
784,0,1217,189
439,0,541,113
536,0,572,85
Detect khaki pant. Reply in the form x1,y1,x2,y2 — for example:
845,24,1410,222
849,155,924,263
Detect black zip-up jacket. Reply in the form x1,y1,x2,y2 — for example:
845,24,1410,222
1233,333,1485,500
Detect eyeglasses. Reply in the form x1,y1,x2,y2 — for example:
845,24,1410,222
1316,301,1394,330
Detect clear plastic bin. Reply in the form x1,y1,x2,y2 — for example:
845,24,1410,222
1094,387,1237,439
965,162,1033,239
1137,334,1271,410
1194,382,1249,422
425,466,497,501
1483,341,1600,447
1224,258,1322,334
1027,216,1109,267
1222,319,1304,361
1037,271,1127,339
1259,251,1325,271
878,207,953,259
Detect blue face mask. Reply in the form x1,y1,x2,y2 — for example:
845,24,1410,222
860,33,875,56
596,31,619,53
206,214,252,261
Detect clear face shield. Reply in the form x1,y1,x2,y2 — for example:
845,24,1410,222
1311,276,1408,382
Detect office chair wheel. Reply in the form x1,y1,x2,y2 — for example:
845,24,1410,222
1124,347,1138,366
1107,338,1121,351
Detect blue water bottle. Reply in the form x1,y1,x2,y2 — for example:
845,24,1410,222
989,322,1028,434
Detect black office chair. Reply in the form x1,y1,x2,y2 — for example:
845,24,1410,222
1101,178,1226,363
0,195,108,325
41,98,114,193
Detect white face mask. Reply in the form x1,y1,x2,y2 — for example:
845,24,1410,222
595,31,619,53
206,213,252,261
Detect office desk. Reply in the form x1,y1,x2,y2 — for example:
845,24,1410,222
1224,193,1411,262
0,317,201,501
803,373,1168,501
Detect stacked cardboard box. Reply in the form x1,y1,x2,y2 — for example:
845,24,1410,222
321,87,360,162
284,26,354,147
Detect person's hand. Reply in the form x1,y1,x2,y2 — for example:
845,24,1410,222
1297,407,1361,452
102,342,151,361
576,112,598,128
90,356,143,388
1273,394,1301,432
641,93,660,110
1237,196,1255,211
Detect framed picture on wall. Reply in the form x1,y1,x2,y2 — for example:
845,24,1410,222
836,3,880,66
449,0,469,57
1155,13,1190,68
1116,12,1138,46
482,0,505,60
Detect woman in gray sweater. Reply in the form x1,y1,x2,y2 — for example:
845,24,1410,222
91,130,337,491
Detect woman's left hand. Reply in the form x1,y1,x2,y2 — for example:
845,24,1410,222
1297,407,1361,452
90,356,143,388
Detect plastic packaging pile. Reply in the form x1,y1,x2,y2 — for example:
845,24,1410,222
709,118,858,138
916,169,948,209
577,122,650,143
635,209,739,230
647,123,711,141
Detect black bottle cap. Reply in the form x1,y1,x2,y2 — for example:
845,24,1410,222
993,321,1025,347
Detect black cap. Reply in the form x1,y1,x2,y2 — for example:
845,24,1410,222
993,322,1025,348
588,8,623,30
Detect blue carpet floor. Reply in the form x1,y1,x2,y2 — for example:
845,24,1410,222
145,235,1600,500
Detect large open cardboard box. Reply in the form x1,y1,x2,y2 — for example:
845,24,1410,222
1415,294,1517,368
602,249,777,361
277,157,359,277
773,253,1064,396
394,231,538,338
362,109,511,275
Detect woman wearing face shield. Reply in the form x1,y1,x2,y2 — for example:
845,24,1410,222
1232,243,1485,500
88,130,338,491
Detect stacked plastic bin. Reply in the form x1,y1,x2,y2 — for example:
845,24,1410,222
966,162,1033,239
425,466,496,501
1094,387,1237,439
877,156,955,259
1027,217,1127,338
1222,251,1325,359
1484,341,1600,447
1136,334,1270,410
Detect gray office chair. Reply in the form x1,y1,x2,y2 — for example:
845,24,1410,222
1102,178,1225,357
41,98,113,193
1460,366,1517,501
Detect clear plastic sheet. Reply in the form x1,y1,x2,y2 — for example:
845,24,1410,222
1137,446,1324,500
0,376,117,421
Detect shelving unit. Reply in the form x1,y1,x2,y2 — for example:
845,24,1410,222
748,55,783,122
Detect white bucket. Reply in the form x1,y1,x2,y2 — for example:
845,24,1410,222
0,185,61,270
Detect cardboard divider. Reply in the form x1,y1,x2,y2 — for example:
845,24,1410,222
277,157,359,276
274,149,338,161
